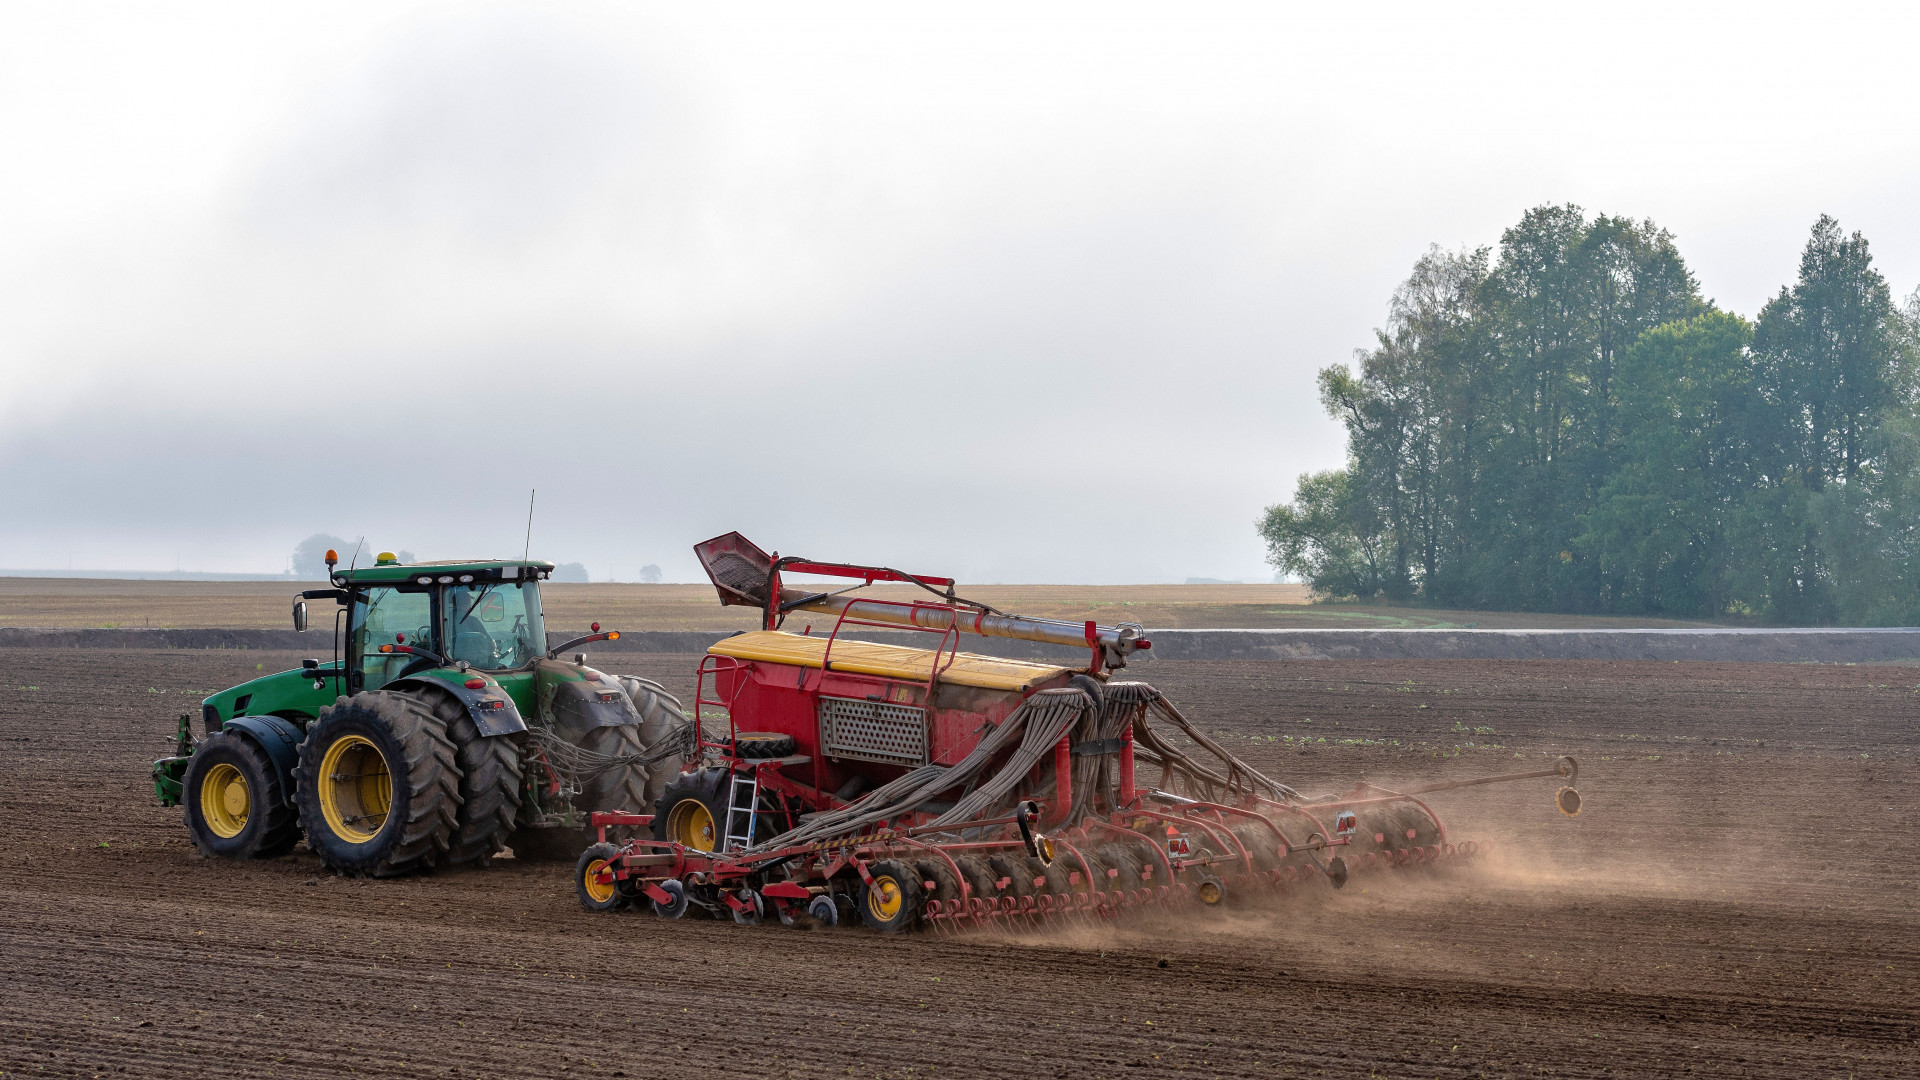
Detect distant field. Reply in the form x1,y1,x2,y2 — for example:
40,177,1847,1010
0,577,1717,630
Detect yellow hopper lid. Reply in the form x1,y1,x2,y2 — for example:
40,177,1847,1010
707,630,1068,692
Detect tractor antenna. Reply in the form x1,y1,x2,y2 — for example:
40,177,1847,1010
344,538,365,578
522,489,536,562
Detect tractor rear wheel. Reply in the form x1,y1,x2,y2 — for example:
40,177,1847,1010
614,675,690,807
294,692,460,877
421,689,523,867
652,768,728,852
859,860,921,933
181,731,300,859
574,723,653,821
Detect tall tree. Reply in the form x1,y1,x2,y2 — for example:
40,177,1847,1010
1580,312,1759,617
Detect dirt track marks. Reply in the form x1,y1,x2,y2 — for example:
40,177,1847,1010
2,650,1917,1078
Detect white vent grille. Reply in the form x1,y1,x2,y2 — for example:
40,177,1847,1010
818,696,927,767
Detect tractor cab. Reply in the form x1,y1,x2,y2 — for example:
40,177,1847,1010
335,559,550,694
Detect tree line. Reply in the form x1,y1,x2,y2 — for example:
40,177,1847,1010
1260,207,1920,624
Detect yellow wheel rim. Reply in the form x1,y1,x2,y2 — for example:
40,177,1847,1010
583,858,615,904
318,734,392,845
200,763,250,839
666,799,716,852
868,874,904,922
1197,880,1223,905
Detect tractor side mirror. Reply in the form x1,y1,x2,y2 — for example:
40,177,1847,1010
293,600,308,633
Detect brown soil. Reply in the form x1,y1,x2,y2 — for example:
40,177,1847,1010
2,651,1914,1078
0,577,1722,632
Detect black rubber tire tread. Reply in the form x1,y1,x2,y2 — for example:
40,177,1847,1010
1035,856,1073,900
650,767,729,849
858,859,921,933
614,675,690,807
1076,851,1112,898
294,691,460,878
730,732,797,759
575,723,653,817
416,688,523,867
1098,844,1148,892
575,841,628,912
987,854,1036,899
954,855,1001,907
181,731,302,859
1228,823,1280,872
915,859,966,905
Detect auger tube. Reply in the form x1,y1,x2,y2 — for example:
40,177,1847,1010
777,587,1150,663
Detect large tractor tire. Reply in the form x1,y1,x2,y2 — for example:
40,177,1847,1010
295,692,460,877
417,689,523,867
573,723,653,818
614,675,690,807
180,731,301,860
652,767,729,852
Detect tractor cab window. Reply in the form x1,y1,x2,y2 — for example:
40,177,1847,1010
348,586,434,691
442,579,544,670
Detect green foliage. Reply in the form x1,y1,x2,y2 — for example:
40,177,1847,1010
1258,469,1384,600
1265,208,1920,623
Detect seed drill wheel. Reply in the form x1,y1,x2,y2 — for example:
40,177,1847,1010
180,732,300,859
859,860,921,933
808,893,839,926
294,691,459,877
652,768,729,852
651,879,690,918
575,842,627,913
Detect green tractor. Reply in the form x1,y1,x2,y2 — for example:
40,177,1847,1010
152,550,691,876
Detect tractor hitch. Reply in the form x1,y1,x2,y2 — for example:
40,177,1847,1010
151,713,196,807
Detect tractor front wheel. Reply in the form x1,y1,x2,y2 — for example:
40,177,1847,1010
181,732,300,859
294,692,460,877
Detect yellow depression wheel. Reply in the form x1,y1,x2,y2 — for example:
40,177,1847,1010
665,798,717,852
318,734,392,844
582,858,616,904
867,875,904,922
199,763,250,839
857,859,920,932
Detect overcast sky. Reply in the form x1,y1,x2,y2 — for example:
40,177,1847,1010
2,3,1915,582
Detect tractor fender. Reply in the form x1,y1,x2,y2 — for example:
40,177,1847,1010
221,715,305,806
532,658,643,737
390,674,528,738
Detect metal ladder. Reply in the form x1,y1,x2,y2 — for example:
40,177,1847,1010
723,770,759,851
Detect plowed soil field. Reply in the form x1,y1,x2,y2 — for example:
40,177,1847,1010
1,650,1915,1079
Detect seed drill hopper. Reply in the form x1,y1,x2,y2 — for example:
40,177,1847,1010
575,532,1583,931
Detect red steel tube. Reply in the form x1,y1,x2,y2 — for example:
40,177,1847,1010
1052,735,1073,826
1118,726,1136,807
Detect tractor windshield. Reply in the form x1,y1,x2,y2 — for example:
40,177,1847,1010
442,579,544,670
348,586,434,692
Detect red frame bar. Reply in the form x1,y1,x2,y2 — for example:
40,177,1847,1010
780,560,954,588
